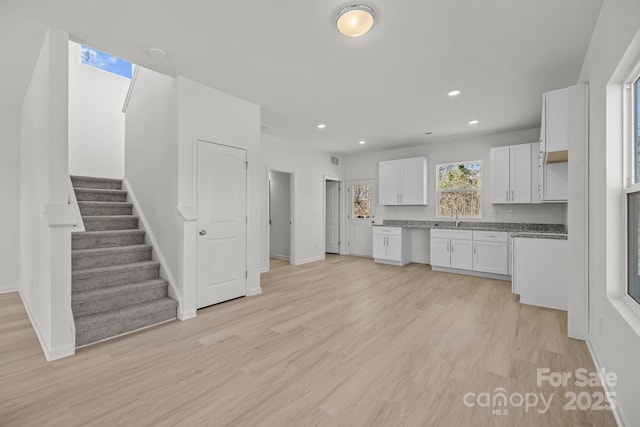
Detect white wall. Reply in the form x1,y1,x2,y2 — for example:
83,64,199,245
68,42,128,179
343,128,567,263
124,66,181,300
177,76,262,310
19,29,75,360
0,107,20,293
575,0,640,425
269,171,291,259
260,134,343,270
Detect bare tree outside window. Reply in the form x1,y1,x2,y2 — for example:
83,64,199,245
437,161,482,217
352,184,372,218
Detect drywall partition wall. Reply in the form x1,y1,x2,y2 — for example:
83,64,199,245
124,66,181,305
19,29,76,360
68,42,127,179
260,134,344,270
176,76,261,312
575,0,640,425
342,128,566,263
269,171,291,260
0,107,20,293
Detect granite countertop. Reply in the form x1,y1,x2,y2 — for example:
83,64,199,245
378,219,566,234
510,232,568,240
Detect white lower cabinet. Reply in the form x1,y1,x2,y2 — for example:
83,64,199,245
472,231,508,275
373,226,411,266
431,229,509,277
430,230,473,269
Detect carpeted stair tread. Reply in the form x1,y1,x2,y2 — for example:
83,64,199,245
72,230,146,250
73,278,168,305
75,298,177,347
82,215,139,231
72,279,169,317
78,201,133,216
73,260,160,280
75,188,128,202
71,175,123,190
72,244,153,271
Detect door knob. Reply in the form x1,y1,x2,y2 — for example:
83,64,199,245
199,229,207,236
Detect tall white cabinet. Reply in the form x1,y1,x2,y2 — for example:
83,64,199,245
540,87,569,202
490,143,540,204
378,157,428,205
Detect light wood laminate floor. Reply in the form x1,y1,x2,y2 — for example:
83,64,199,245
1,255,616,426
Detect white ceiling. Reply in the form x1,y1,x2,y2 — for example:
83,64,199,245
0,0,603,154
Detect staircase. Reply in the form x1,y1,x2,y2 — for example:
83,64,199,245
71,175,177,347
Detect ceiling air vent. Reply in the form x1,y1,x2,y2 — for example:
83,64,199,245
331,156,339,166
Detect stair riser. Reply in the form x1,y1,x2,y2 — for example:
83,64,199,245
72,234,145,250
72,286,168,318
72,179,122,190
75,305,176,347
79,204,133,216
83,218,139,231
73,266,160,292
72,249,152,271
75,190,127,202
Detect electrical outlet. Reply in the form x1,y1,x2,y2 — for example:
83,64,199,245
507,209,514,217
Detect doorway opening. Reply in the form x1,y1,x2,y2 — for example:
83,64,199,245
268,170,294,266
324,177,341,254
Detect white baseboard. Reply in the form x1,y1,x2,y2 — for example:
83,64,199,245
247,287,262,297
586,339,627,427
179,309,197,321
260,266,269,273
270,254,290,261
293,255,325,266
0,285,19,294
19,291,75,362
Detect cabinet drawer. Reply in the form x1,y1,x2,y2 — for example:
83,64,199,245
431,229,472,240
373,226,402,236
472,230,508,242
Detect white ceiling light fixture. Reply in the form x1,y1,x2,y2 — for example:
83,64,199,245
359,140,367,144
147,47,166,59
317,123,327,129
469,119,479,125
336,4,375,37
448,89,461,97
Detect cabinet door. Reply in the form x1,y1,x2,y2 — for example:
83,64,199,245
379,160,401,205
400,157,427,205
545,88,569,152
473,241,508,274
450,239,473,270
510,144,532,203
544,163,568,201
490,146,510,203
430,237,451,268
372,234,387,260
386,235,403,262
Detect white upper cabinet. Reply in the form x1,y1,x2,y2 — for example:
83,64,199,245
490,143,539,204
540,87,569,202
378,157,427,205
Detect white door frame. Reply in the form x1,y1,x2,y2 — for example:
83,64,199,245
347,178,377,257
323,176,342,255
267,168,295,265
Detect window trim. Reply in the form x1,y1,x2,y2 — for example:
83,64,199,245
435,160,482,219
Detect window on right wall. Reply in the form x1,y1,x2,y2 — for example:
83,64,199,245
436,161,482,218
628,74,640,305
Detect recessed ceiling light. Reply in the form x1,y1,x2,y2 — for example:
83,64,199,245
359,140,367,145
448,89,461,97
317,123,327,129
336,5,375,37
469,120,479,125
147,48,166,59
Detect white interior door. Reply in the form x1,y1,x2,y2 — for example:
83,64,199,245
348,179,375,257
197,141,247,309
325,180,340,254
